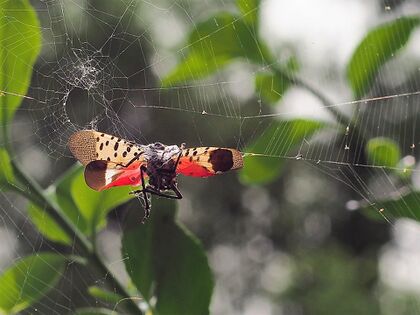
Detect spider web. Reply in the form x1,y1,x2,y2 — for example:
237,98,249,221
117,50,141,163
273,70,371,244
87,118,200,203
1,0,420,314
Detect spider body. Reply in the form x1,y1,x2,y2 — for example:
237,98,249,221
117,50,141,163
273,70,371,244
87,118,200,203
130,142,184,220
145,159,177,192
142,142,182,191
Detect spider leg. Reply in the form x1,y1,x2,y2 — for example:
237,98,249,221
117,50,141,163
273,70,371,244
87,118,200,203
170,182,183,199
130,165,151,223
143,184,183,199
130,182,183,200
118,151,144,168
171,149,183,173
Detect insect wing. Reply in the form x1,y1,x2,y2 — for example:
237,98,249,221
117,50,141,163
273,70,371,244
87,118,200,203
84,160,145,191
176,147,243,177
68,130,144,167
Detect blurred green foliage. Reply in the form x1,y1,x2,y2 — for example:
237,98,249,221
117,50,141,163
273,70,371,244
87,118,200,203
123,199,213,315
0,148,14,188
0,0,41,128
240,119,325,184
364,191,420,221
255,72,289,104
87,286,124,305
284,247,380,315
75,308,120,315
0,253,66,314
366,137,401,168
161,11,271,86
28,164,134,245
236,0,259,26
347,16,420,98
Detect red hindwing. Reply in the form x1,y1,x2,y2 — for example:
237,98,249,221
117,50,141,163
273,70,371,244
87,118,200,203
176,147,243,177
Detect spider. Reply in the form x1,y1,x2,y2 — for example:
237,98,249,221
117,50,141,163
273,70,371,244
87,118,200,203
128,142,185,221
68,130,244,222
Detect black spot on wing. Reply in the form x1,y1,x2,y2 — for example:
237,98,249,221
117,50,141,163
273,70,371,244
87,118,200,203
209,149,233,172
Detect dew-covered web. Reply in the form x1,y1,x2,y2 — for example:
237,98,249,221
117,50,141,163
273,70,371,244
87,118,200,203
2,0,420,313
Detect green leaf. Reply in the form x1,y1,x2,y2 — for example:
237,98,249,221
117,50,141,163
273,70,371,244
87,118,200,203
27,203,72,245
122,198,213,315
255,72,290,104
26,164,86,244
71,170,134,234
237,0,259,26
54,164,89,235
162,13,271,86
0,253,65,314
365,137,400,168
347,16,420,98
363,192,420,222
88,286,123,305
0,148,14,188
240,119,325,184
0,0,41,125
46,163,133,237
162,51,231,87
75,308,119,315
30,163,133,241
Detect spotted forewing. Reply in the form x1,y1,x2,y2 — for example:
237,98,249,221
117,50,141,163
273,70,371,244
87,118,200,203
68,130,144,167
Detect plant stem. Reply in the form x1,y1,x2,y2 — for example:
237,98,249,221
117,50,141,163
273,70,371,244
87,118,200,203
12,161,92,252
11,160,143,315
272,66,366,140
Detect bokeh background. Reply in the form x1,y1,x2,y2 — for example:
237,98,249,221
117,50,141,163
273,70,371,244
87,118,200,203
2,0,420,314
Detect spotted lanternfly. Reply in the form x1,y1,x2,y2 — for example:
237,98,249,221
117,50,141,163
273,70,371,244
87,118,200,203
68,130,243,221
